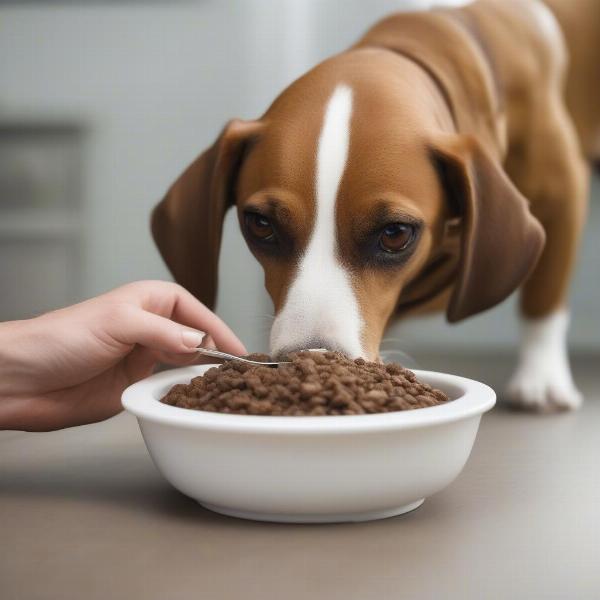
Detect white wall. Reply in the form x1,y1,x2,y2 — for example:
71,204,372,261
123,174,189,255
1,1,272,350
1,0,598,353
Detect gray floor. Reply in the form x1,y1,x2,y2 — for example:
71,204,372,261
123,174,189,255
1,354,599,600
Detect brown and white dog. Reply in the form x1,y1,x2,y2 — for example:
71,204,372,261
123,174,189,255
151,0,599,412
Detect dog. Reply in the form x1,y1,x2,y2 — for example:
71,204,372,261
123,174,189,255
151,0,599,412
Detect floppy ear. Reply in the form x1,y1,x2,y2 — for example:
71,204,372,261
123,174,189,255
430,135,545,322
151,119,262,309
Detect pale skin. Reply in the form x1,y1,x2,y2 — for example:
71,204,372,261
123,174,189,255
0,281,246,432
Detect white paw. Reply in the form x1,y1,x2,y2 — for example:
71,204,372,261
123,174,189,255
508,310,583,413
506,366,582,412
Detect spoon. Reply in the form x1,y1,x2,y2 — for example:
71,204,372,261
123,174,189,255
195,347,327,367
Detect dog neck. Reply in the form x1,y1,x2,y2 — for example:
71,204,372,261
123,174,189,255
354,8,507,161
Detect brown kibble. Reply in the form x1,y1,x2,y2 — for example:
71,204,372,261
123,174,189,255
309,396,327,406
160,351,449,416
300,382,321,398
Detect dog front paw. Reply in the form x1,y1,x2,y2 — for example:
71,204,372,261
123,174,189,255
505,366,582,412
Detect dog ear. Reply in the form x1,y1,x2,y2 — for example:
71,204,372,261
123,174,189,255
430,134,545,322
151,119,262,309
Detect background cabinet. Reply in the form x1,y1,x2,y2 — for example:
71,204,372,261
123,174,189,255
0,123,84,320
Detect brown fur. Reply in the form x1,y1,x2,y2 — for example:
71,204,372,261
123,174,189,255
152,0,595,358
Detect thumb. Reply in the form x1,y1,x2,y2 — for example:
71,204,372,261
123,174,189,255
111,307,205,354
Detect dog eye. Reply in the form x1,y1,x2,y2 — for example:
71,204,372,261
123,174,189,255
379,223,415,253
245,212,275,242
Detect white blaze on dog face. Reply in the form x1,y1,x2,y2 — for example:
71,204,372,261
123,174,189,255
269,85,365,358
237,51,448,360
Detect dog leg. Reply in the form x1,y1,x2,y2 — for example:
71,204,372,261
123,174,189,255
505,101,588,412
507,310,582,411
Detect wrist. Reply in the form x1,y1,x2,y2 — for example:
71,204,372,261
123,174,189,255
0,319,40,429
0,395,32,431
0,320,24,393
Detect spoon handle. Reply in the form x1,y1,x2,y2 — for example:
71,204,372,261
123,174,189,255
195,347,285,367
195,348,239,361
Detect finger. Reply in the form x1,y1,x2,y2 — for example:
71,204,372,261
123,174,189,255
201,334,216,350
155,332,223,366
161,285,247,355
153,350,203,367
111,281,247,355
122,346,158,383
110,306,205,354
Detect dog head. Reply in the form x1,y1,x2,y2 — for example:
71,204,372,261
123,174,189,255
152,49,544,359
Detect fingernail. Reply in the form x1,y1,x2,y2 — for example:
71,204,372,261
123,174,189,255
181,330,206,348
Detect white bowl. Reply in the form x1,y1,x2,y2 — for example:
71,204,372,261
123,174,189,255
122,366,495,523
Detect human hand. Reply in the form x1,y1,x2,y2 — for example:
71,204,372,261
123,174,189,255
0,281,246,431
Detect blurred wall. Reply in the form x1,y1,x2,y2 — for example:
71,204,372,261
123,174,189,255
1,0,598,353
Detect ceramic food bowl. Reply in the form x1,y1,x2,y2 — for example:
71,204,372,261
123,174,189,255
122,365,495,523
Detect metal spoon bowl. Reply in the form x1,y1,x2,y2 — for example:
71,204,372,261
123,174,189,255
195,347,328,367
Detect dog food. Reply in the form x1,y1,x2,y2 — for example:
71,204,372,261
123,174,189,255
161,351,449,416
